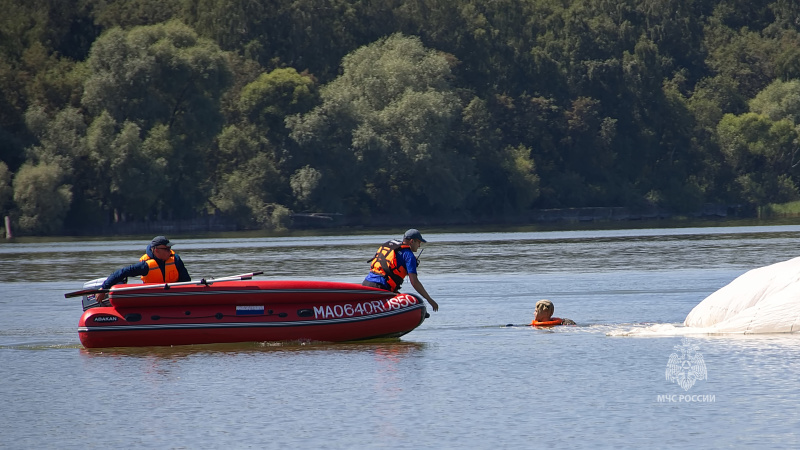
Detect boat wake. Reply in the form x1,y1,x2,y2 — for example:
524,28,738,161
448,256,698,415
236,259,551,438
607,323,732,337
612,257,800,336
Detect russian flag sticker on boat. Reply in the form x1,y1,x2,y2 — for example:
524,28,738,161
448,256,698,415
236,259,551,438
236,305,265,315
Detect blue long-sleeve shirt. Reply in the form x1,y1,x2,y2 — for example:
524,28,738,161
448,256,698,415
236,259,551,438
101,245,191,289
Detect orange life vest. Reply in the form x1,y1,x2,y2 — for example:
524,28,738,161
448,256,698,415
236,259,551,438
139,251,180,284
530,318,564,327
368,240,411,292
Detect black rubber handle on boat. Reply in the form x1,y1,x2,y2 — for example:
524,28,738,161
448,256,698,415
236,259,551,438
64,271,265,298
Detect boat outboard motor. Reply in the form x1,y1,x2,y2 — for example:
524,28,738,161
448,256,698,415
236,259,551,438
81,277,108,311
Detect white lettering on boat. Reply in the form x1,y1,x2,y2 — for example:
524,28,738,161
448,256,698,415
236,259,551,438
93,316,118,322
312,294,418,319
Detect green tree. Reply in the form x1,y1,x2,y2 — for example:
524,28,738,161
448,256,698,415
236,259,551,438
749,79,800,124
0,161,12,213
209,124,286,228
182,0,361,81
238,67,318,143
12,162,72,234
87,0,182,29
717,112,800,205
458,96,547,215
23,105,87,173
0,0,96,150
500,144,541,210
287,33,466,216
704,18,778,99
289,165,322,210
79,21,231,219
106,121,170,220
81,21,230,137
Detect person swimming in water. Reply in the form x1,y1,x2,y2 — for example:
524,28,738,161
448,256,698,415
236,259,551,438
530,299,576,326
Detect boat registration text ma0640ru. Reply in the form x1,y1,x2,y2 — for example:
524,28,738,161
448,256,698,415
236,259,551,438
313,294,419,319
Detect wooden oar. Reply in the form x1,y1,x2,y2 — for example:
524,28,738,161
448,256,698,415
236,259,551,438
64,271,264,298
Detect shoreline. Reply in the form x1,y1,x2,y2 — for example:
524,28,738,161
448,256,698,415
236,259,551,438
3,212,799,243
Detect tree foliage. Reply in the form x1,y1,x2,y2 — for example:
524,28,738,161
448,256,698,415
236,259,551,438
749,79,800,123
0,162,13,213
288,33,465,216
12,162,73,234
717,112,800,204
3,0,800,234
21,21,232,228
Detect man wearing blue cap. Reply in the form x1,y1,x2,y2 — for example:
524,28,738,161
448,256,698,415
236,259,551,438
363,229,439,312
95,236,191,302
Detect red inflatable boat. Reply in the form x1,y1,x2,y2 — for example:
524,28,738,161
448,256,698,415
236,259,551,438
67,273,428,349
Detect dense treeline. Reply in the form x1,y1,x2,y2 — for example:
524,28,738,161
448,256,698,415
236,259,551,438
1,0,800,235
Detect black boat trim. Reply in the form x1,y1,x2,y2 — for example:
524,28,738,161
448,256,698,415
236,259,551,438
79,303,426,333
110,288,397,299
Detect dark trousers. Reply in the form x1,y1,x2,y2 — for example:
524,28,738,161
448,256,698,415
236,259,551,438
362,280,391,291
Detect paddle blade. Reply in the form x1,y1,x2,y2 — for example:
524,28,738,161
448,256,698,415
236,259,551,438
65,288,108,298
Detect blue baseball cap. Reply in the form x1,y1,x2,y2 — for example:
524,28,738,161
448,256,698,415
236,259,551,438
151,236,171,248
403,229,427,242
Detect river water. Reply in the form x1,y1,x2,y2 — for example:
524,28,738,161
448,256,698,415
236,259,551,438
1,225,800,448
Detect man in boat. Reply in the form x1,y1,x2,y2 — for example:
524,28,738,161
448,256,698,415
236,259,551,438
363,229,439,312
530,299,576,326
95,236,191,302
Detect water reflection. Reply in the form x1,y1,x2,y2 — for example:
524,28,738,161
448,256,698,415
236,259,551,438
78,339,427,359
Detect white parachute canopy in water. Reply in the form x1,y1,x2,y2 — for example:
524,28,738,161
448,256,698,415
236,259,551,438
683,256,800,333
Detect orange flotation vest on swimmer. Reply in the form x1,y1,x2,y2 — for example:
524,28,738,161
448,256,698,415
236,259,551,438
368,240,411,292
530,318,565,326
139,252,180,283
